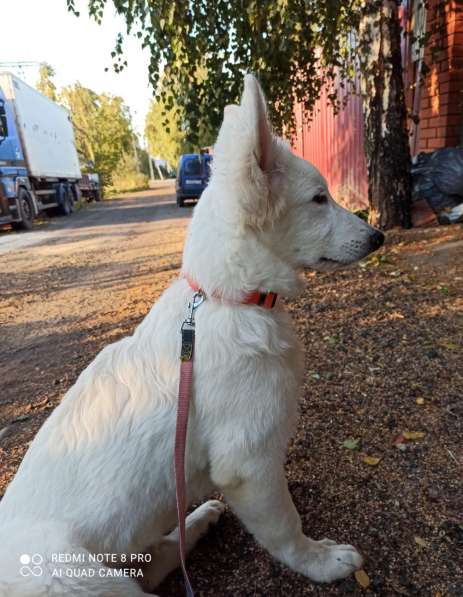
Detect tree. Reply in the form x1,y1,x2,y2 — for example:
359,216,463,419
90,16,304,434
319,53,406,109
36,63,58,101
145,70,216,167
60,83,134,185
359,0,411,229
68,0,412,229
110,151,149,193
145,96,189,168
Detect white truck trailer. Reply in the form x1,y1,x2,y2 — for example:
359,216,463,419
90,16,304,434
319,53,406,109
0,72,82,229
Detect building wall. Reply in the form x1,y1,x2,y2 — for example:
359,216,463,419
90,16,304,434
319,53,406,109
414,0,463,152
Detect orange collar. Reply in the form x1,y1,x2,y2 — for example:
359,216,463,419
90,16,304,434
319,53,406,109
185,276,278,309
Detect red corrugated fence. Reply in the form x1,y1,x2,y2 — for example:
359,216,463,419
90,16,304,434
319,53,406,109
292,81,368,210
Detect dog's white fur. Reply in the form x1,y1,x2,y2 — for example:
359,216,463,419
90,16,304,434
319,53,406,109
0,75,382,596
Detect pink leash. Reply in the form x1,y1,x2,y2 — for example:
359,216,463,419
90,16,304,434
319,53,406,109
174,291,204,597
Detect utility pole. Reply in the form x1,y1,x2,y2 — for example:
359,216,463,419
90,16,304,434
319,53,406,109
148,153,155,181
132,133,140,173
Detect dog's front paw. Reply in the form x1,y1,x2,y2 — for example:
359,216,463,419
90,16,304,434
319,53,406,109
191,499,225,533
306,541,363,583
200,499,226,524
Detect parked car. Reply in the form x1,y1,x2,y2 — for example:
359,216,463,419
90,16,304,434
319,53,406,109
175,153,212,207
79,173,102,202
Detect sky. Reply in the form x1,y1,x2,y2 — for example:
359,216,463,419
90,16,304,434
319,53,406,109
1,0,152,141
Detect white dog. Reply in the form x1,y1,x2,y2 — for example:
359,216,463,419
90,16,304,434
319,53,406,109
0,75,383,596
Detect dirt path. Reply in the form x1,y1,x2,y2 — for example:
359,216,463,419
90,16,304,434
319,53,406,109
0,193,462,596
0,184,190,485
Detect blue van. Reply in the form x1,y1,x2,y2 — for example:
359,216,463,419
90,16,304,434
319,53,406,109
176,153,212,207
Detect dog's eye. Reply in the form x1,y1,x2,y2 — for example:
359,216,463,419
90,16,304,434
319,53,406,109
312,193,328,204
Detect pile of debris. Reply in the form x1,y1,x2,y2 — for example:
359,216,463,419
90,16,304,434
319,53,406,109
412,147,463,226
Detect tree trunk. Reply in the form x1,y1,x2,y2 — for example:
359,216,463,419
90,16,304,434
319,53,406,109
359,0,412,230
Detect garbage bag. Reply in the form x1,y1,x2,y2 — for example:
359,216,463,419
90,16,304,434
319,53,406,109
430,147,463,196
412,148,463,214
438,203,463,225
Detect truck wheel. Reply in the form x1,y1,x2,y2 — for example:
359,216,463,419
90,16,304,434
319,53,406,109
176,195,184,207
58,188,73,216
12,189,34,231
94,189,101,202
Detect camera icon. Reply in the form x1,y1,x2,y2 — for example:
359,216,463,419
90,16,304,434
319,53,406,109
19,553,43,577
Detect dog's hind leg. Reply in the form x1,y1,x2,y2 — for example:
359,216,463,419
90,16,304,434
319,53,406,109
139,499,224,592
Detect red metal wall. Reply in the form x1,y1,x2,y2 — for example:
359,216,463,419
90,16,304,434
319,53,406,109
292,82,369,210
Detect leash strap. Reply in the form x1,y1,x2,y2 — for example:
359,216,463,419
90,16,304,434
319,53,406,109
175,355,194,596
175,292,204,597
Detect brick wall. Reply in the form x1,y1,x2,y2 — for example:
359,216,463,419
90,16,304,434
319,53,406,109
416,0,463,152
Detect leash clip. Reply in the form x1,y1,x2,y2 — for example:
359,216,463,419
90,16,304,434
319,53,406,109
180,291,205,362
181,291,205,329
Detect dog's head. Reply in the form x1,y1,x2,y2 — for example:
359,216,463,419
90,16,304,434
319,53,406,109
210,75,383,269
185,75,384,295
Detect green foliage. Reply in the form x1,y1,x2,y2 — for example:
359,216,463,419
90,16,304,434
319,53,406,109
36,63,58,101
137,146,151,178
67,1,362,143
108,151,149,194
60,84,134,185
145,96,188,168
145,73,215,166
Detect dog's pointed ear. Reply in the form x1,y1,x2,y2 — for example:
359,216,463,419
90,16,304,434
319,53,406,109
212,75,284,228
240,74,273,173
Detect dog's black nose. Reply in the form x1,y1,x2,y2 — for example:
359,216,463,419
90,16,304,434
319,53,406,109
369,230,385,251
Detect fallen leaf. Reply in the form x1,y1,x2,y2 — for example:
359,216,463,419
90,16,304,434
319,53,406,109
403,431,426,440
342,438,360,450
414,536,427,547
13,414,30,423
355,569,370,589
363,455,381,466
326,336,338,346
416,398,425,405
33,396,49,409
437,340,460,350
0,426,11,441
